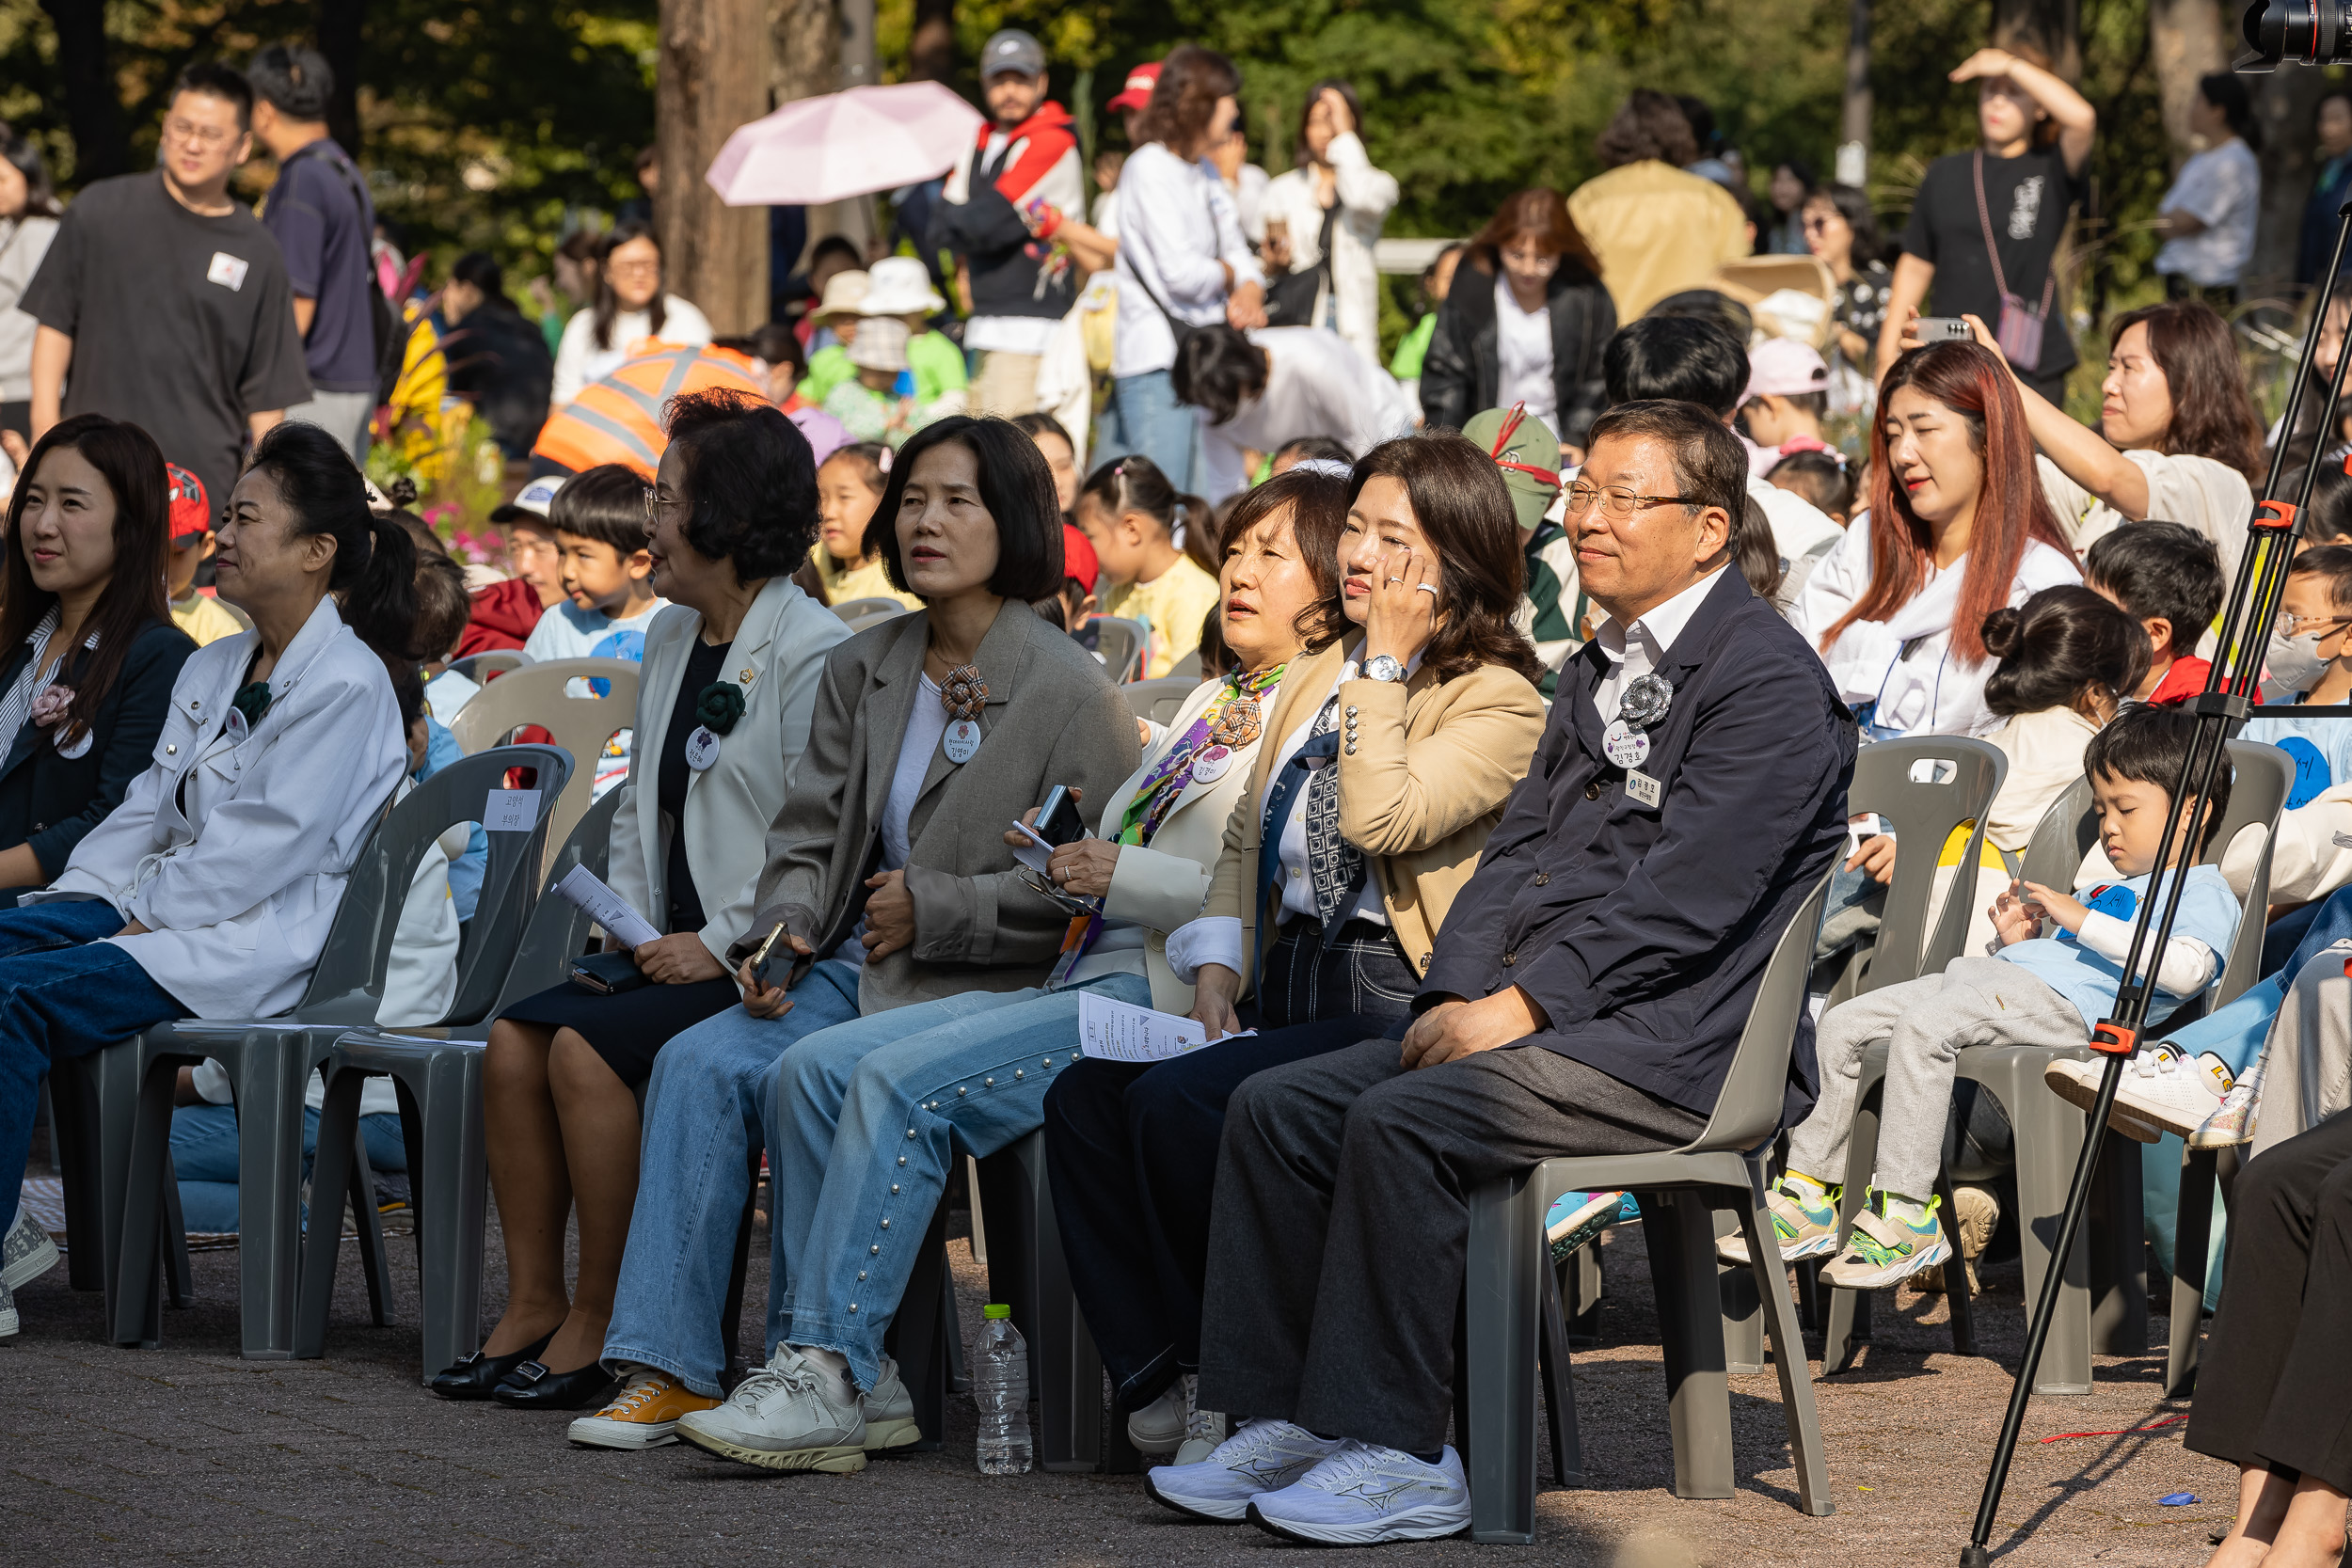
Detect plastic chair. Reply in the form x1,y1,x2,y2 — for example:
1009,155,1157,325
298,785,628,1382
1462,869,1837,1541
1089,617,1150,684
448,657,637,871
1821,740,2290,1393
1827,736,2007,1000
448,649,528,684
1120,675,1200,726
102,745,573,1355
834,596,912,635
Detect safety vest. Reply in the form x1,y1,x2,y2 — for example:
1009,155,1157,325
532,343,766,477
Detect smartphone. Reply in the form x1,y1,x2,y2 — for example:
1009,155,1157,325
1914,316,1975,343
1034,784,1086,847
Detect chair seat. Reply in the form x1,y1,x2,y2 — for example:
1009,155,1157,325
1533,1148,1761,1201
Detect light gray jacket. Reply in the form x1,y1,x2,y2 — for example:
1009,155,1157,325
736,598,1141,1014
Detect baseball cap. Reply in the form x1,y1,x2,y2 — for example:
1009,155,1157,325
1743,338,1830,403
1060,521,1100,595
980,29,1046,82
166,464,212,540
1106,61,1162,115
489,473,565,526
1462,404,1561,532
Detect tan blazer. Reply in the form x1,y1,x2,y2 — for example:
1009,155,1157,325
739,597,1142,1014
1202,635,1545,986
1093,673,1281,1012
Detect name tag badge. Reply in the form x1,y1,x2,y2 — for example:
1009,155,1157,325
1626,769,1663,810
206,251,249,292
225,708,248,745
55,728,91,761
1601,718,1649,769
484,787,541,833
1190,743,1232,784
684,724,722,771
942,718,981,765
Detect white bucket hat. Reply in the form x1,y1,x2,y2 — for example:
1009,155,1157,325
859,255,946,317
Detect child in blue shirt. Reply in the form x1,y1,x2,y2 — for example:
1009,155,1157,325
1727,705,2242,1288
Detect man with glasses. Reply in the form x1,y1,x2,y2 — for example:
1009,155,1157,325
1151,400,1853,1543
23,62,311,523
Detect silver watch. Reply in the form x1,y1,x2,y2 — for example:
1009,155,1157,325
1363,654,1406,684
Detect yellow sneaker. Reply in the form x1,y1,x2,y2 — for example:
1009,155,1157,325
567,1369,720,1450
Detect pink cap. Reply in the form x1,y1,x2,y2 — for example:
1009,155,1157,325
1743,338,1830,403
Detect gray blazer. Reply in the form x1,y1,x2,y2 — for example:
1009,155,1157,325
737,597,1142,1014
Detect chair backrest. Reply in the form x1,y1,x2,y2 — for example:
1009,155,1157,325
488,784,628,1014
1089,616,1150,684
1122,674,1200,724
2016,773,2097,892
834,597,910,634
1847,736,2006,991
1682,866,1836,1155
448,657,640,864
449,649,528,684
301,744,575,1025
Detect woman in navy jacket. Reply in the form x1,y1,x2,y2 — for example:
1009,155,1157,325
0,415,196,904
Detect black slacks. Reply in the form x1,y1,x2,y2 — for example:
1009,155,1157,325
2185,1108,2352,1494
1195,1037,1707,1454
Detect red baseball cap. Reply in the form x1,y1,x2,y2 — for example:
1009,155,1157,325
1106,61,1162,115
1061,521,1100,594
165,464,212,541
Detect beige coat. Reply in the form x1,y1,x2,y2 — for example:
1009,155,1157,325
1202,636,1546,987
739,598,1141,1014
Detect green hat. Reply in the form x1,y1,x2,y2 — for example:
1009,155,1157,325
1462,404,1561,531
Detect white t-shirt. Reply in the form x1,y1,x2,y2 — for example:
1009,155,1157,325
522,598,666,794
2037,450,2252,582
2154,138,2261,287
1111,144,1264,379
552,295,715,406
837,673,950,963
1198,326,1416,501
1493,277,1556,424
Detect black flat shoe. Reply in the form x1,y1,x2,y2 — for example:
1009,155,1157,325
428,1327,556,1400
491,1358,621,1411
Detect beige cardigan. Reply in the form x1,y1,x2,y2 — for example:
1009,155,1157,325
1201,636,1546,987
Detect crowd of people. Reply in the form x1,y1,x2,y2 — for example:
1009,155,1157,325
5,37,2352,1564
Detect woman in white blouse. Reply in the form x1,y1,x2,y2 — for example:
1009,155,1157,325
1795,340,2080,739
551,223,714,407
1256,81,1398,372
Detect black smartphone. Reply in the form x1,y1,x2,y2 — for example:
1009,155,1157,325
1914,316,1975,343
1034,784,1086,847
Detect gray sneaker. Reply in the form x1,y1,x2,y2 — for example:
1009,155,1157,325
675,1346,868,1472
862,1354,920,1451
1,1206,58,1293
0,1277,16,1339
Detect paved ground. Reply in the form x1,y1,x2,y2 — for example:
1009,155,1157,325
3,1203,2238,1568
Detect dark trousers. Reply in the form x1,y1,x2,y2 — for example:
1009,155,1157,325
2185,1109,2352,1494
1042,915,1413,1411
1196,1037,1708,1453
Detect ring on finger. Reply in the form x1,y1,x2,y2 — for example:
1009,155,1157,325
1414,582,1438,595
1386,575,1404,586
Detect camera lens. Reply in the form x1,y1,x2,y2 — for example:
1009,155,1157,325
2237,0,2352,68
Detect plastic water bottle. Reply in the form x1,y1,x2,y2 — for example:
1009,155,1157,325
973,1303,1033,1475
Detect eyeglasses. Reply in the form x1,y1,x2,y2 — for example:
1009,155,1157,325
642,487,689,524
2275,610,2350,637
163,118,235,149
1562,482,1699,521
1803,215,1836,233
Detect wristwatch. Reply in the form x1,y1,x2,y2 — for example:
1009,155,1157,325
1362,655,1406,684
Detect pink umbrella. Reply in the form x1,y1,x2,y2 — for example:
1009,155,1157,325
705,81,986,206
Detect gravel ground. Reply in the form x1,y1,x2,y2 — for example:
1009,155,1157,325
1,1205,2237,1568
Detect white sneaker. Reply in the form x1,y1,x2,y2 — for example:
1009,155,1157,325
1127,1375,1189,1455
862,1355,920,1450
1144,1418,1342,1521
2046,1047,2227,1142
1174,1392,1229,1466
1,1205,59,1293
674,1346,868,1472
1248,1441,1473,1544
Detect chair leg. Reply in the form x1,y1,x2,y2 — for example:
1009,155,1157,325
1715,1206,1763,1375
1538,1255,1583,1487
720,1151,760,1385
1466,1172,1539,1544
348,1133,391,1329
1995,1053,2093,1395
230,1036,314,1359
2168,1147,2217,1398
409,1050,489,1386
881,1203,951,1452
1740,1191,1835,1517
979,1133,1100,1473
966,1154,989,1267
108,1040,176,1348
1567,1240,1604,1344
1820,1068,1884,1375
944,1270,971,1396
295,1066,368,1360
158,1150,194,1309
49,1057,106,1291
1642,1189,1734,1501
2088,1131,2147,1355
1932,1165,1974,1355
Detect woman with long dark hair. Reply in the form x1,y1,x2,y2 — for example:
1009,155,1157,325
550,222,712,406
1803,182,1892,380
0,422,418,1334
1256,79,1398,369
1419,188,1616,455
1794,340,2080,739
0,416,197,902
0,122,62,439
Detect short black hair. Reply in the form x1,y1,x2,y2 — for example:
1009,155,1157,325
1645,289,1753,342
411,549,472,662
451,250,507,304
1275,436,1353,467
809,234,862,271
2290,542,2352,614
1604,316,1749,418
820,440,889,494
246,43,333,120
173,62,256,132
663,388,821,580
1979,585,2151,718
1584,398,1750,524
714,323,807,374
2304,459,2352,544
2083,702,2233,855
1170,325,1269,426
392,663,427,738
1767,448,1855,519
547,463,650,555
2082,521,2224,657
865,416,1064,603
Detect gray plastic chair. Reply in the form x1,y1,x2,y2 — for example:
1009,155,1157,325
1827,736,2007,998
102,745,573,1355
298,784,627,1381
1822,740,2290,1393
1089,617,1151,684
449,657,637,876
1120,674,1200,726
448,649,528,684
1462,868,1837,1541
833,596,913,634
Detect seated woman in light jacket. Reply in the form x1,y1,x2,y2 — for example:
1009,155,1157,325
0,422,416,1316
577,417,1139,1449
1048,431,1547,1464
432,391,851,1408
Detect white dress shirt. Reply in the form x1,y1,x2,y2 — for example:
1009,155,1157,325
1590,566,1728,727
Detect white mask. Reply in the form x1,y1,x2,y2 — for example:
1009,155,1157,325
2265,628,2337,695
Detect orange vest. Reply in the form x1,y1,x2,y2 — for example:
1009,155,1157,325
532,343,766,477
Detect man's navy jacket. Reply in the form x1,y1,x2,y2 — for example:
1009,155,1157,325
1420,566,1855,1122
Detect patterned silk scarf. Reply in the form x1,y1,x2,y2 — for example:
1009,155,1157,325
1116,664,1286,847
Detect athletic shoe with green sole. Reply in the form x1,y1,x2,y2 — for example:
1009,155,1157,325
1717,1177,1840,1266
1820,1195,1952,1291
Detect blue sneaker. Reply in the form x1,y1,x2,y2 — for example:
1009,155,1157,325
1545,1190,1627,1262
1248,1441,1472,1544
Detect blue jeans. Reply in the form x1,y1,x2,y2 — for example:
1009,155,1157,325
601,959,864,1396
0,900,188,1237
168,1102,408,1234
769,972,1152,1390
1110,371,1200,492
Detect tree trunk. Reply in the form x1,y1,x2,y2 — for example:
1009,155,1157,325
316,0,368,158
2150,0,2229,171
909,0,953,84
2250,66,2335,298
658,0,771,333
1993,0,2082,81
768,0,871,270
1838,0,1870,186
40,0,127,182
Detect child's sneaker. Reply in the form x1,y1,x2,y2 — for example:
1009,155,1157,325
1545,1191,1627,1262
1717,1176,1839,1266
1820,1196,1951,1291
2189,1046,2265,1149
1909,1183,1998,1294
2046,1046,2226,1142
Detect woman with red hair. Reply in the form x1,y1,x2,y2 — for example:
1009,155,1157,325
1793,340,2081,738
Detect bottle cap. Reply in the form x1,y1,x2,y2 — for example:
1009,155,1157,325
983,1303,1011,1320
